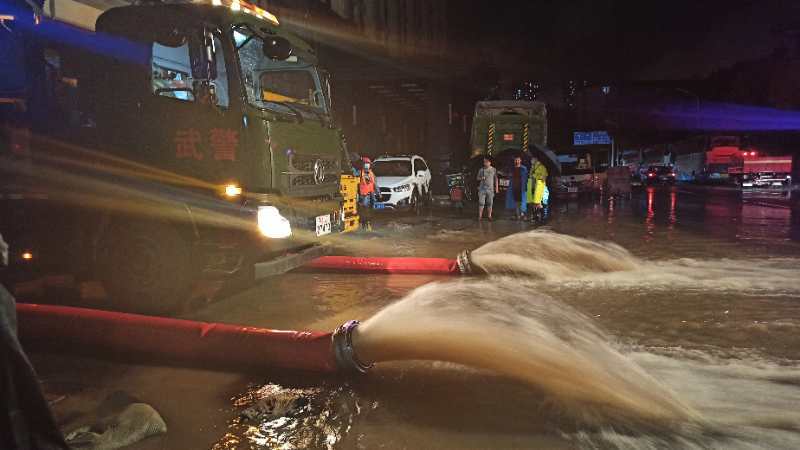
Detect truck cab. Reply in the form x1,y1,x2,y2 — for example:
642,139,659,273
0,1,351,313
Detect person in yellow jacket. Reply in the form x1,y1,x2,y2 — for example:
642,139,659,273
526,157,548,222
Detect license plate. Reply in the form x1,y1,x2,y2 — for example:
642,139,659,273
315,214,332,236
499,179,510,187
568,187,578,193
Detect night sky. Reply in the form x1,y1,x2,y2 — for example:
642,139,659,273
448,0,798,82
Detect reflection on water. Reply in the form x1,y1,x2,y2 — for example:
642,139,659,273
214,383,359,450
209,226,800,449
196,189,800,450
646,187,656,242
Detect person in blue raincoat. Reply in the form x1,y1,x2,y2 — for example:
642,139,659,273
505,156,528,220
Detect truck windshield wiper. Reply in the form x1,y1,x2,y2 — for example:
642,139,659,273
261,101,304,124
289,102,328,125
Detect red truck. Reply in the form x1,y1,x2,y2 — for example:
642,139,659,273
702,137,743,183
740,152,793,189
701,137,793,189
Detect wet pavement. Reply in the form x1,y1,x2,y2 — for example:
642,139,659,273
23,186,800,449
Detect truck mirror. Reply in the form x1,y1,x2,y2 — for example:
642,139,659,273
187,30,218,80
190,43,209,79
318,71,333,120
262,36,292,60
203,34,217,80
154,27,187,48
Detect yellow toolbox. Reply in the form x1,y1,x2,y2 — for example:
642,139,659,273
343,215,360,233
340,175,359,233
342,198,357,214
339,175,358,200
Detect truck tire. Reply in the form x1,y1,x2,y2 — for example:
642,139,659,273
99,222,194,315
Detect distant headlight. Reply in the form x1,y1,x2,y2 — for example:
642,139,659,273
393,184,411,192
257,206,292,239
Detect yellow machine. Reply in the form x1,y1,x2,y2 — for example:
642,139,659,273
340,175,360,232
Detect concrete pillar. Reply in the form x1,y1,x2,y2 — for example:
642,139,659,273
432,1,446,53
386,0,401,54
426,81,452,162
416,2,427,51
363,0,380,40
352,0,364,29
404,0,418,54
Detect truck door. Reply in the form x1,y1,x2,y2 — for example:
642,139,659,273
145,25,244,186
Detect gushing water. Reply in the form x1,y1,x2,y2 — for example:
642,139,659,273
350,230,800,448
356,278,699,427
469,230,640,279
470,230,800,295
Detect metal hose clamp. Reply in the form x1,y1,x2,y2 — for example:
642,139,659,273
332,320,373,373
456,250,486,275
456,250,472,274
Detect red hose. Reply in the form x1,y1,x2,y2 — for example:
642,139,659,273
15,303,337,373
304,256,460,275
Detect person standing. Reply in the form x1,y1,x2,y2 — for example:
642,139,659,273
358,156,377,208
476,156,498,221
505,156,528,220
527,156,549,222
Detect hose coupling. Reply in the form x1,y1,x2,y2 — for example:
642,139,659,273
332,320,373,373
456,250,484,275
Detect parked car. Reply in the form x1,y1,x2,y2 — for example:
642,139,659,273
372,155,432,211
554,152,604,198
645,165,676,185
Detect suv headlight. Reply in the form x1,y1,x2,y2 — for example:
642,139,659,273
393,184,411,192
257,206,292,239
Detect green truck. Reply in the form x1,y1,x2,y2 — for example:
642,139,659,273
468,100,560,194
0,0,352,313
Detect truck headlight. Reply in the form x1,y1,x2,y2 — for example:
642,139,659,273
257,206,292,239
393,184,411,192
224,184,243,198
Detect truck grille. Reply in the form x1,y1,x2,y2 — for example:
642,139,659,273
379,187,391,202
287,154,341,187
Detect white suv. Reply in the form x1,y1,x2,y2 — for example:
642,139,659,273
372,155,432,210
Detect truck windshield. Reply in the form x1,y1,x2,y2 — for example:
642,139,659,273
233,26,328,118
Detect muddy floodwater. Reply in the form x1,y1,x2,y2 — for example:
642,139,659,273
38,186,800,449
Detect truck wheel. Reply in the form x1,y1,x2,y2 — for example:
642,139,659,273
100,222,194,315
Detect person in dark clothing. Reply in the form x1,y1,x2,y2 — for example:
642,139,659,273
504,156,528,220
1,232,69,450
